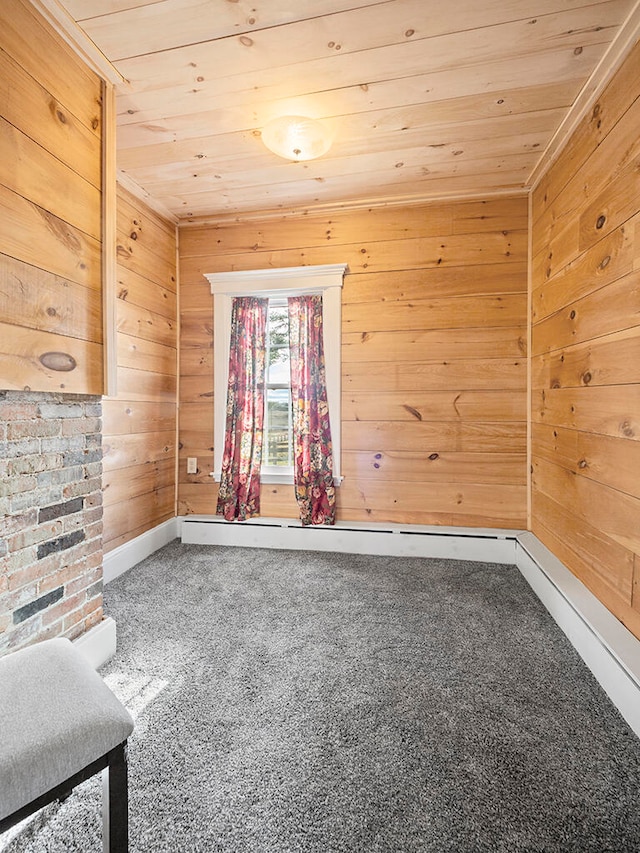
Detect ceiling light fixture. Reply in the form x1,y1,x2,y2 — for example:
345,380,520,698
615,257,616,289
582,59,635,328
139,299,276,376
261,115,332,161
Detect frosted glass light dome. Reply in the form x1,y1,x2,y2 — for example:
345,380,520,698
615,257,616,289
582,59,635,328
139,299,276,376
261,115,332,161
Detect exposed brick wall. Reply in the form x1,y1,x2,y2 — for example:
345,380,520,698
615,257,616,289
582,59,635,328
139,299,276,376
0,391,104,655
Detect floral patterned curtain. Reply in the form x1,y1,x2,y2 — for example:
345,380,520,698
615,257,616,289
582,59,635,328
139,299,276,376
288,294,336,526
217,296,268,521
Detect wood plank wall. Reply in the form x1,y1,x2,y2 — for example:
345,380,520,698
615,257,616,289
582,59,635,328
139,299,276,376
0,0,103,394
178,197,528,528
531,39,640,641
101,185,178,552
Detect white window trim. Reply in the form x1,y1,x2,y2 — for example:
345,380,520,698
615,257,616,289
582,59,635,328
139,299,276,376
204,264,348,486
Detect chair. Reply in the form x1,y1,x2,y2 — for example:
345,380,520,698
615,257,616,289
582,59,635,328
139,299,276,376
0,637,134,852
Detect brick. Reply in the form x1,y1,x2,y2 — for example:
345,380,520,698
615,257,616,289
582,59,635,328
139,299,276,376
84,462,102,478
38,465,84,488
67,569,103,598
63,512,88,534
39,560,85,595
64,477,102,507
6,617,42,650
85,550,102,572
42,589,86,627
63,449,102,468
1,438,40,459
37,402,83,419
64,619,84,642
7,520,63,553
9,557,63,592
46,537,98,571
13,586,63,624
86,578,103,600
62,416,101,437
2,582,39,612
37,529,85,559
84,521,103,541
3,546,35,575
9,453,62,476
7,419,59,440
0,475,37,498
40,435,84,454
78,506,103,528
65,598,102,634
10,487,62,514
0,400,39,420
24,548,70,585
84,604,104,632
2,390,108,651
85,489,103,509
39,497,84,523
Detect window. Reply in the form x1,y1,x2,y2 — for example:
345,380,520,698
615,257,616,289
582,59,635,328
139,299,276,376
205,264,347,486
263,299,293,477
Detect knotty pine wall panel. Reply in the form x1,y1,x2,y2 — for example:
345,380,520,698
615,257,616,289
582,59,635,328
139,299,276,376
0,0,103,395
102,185,177,552
178,197,528,527
531,38,640,641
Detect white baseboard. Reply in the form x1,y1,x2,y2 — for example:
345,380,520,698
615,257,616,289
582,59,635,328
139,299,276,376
103,518,179,584
73,615,117,669
515,532,640,739
179,515,521,564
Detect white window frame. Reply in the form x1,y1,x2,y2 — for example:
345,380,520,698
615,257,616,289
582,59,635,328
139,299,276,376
204,264,347,485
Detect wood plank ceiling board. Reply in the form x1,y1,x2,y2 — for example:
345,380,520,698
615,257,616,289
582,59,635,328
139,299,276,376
53,0,640,219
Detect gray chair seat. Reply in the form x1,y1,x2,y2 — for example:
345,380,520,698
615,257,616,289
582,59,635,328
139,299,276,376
0,637,134,851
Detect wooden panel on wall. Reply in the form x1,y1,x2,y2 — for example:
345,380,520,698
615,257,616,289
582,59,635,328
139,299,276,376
102,184,178,552
178,195,528,527
531,39,640,641
0,0,103,396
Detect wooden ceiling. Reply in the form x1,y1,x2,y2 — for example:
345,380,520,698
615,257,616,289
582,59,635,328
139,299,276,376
53,0,640,220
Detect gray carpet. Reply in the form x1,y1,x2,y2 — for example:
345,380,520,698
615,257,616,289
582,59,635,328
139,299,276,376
3,540,640,852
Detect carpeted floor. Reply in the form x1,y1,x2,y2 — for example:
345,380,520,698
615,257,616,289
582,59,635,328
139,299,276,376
3,540,640,852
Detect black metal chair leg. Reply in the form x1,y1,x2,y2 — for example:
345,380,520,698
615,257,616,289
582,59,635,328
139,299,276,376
102,743,129,853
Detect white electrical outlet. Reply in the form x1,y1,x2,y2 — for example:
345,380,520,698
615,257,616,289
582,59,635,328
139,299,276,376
187,457,198,474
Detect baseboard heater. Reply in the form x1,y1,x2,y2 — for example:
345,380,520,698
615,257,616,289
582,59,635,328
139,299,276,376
179,515,522,564
179,514,640,738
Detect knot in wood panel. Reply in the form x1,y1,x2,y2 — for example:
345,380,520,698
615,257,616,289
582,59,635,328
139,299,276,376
39,352,76,372
403,404,422,421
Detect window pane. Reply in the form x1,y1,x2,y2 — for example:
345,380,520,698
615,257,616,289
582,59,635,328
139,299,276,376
265,388,291,466
267,348,290,384
267,305,290,385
